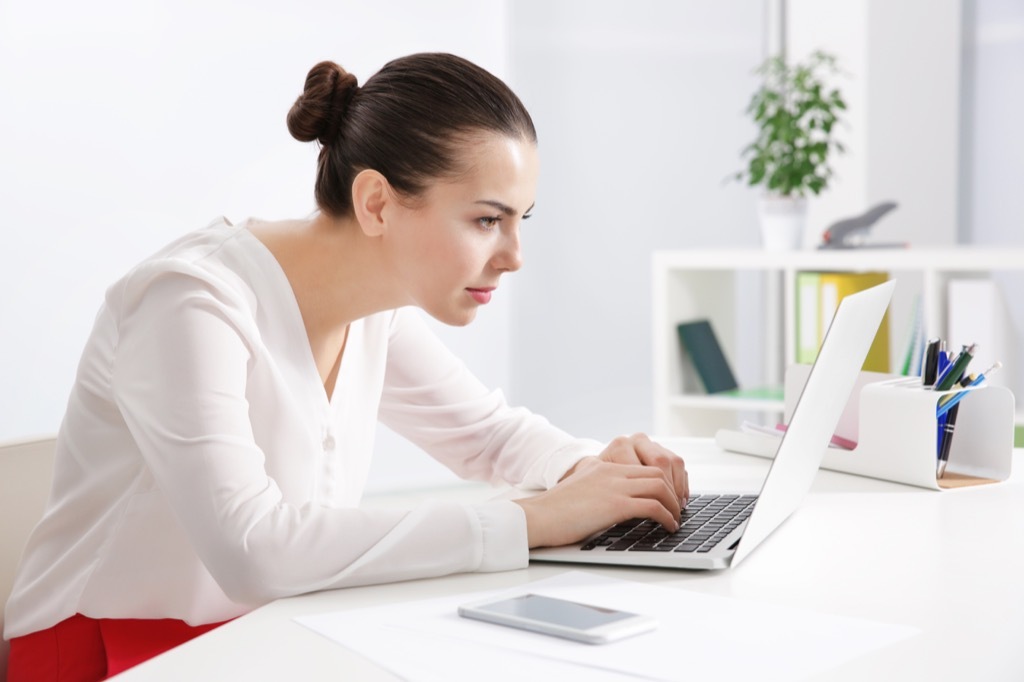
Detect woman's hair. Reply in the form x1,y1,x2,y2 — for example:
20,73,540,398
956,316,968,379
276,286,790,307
287,53,537,218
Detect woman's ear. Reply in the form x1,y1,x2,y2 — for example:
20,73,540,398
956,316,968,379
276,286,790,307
351,169,390,237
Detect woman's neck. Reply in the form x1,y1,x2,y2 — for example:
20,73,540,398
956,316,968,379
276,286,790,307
250,213,407,333
249,213,411,394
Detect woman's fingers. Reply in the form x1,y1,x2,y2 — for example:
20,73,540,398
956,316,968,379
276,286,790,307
633,435,689,504
599,434,689,506
522,437,692,548
589,462,681,530
619,475,681,531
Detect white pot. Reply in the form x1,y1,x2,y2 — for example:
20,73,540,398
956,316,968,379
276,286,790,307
757,195,807,251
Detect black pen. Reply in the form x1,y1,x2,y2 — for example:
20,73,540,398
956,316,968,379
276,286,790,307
936,373,978,478
937,404,959,479
923,338,941,386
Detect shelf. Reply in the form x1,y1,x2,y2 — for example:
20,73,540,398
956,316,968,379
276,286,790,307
654,248,1024,272
653,246,1024,438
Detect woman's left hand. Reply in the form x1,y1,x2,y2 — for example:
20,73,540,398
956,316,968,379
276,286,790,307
562,433,689,506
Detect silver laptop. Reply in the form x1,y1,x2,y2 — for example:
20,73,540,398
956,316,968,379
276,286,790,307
530,280,896,570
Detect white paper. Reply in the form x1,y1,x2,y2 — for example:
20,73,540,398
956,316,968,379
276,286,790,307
295,571,919,681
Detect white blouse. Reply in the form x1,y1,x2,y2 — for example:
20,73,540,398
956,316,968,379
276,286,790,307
4,218,602,639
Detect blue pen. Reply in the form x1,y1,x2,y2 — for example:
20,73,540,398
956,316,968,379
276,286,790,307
936,362,1002,419
933,345,950,455
935,346,950,378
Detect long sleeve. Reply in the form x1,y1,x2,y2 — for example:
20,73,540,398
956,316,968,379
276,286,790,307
106,265,529,606
379,307,604,490
4,221,599,638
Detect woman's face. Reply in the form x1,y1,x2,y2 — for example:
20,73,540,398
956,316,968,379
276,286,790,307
385,133,539,326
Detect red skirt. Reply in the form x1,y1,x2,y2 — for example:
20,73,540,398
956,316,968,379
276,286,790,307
7,614,229,681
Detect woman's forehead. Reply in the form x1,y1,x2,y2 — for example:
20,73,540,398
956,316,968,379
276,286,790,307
434,134,538,203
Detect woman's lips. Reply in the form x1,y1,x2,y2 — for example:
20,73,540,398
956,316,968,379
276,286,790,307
466,288,494,304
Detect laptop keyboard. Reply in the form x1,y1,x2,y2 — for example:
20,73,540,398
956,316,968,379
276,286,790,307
580,494,757,554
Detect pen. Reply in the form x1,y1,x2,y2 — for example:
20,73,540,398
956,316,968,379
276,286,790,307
933,342,950,456
936,362,1003,418
933,343,977,391
936,370,971,461
936,343,949,379
922,338,941,387
937,403,959,479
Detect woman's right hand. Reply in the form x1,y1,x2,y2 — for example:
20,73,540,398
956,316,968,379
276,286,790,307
511,457,682,549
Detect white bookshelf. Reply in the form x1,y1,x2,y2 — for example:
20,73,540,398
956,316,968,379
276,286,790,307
652,247,1024,437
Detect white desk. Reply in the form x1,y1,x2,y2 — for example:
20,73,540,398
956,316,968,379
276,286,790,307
118,439,1024,681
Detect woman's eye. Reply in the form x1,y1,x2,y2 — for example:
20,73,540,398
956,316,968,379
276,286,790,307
478,216,501,230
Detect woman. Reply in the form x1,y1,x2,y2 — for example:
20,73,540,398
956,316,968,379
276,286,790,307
5,53,687,680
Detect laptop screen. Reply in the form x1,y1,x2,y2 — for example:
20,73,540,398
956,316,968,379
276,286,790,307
730,280,895,566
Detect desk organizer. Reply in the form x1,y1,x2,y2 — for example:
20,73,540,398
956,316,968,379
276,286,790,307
725,366,1016,490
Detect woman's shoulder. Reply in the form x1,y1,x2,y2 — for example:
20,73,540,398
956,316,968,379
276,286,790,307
107,217,265,319
135,216,250,270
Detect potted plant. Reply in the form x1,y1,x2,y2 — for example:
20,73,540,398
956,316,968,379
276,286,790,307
735,50,847,250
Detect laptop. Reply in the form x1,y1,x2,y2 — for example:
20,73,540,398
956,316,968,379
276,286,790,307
530,279,896,570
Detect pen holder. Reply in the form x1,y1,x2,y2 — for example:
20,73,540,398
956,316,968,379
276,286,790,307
785,367,1015,490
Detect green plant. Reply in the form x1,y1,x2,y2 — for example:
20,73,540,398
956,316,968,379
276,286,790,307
735,50,847,197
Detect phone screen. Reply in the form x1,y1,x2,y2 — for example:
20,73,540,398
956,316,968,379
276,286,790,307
474,594,637,630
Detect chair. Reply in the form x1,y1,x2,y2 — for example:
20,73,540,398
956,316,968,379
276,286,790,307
0,436,56,677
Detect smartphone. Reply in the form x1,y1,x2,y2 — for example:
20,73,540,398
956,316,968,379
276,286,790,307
457,593,658,645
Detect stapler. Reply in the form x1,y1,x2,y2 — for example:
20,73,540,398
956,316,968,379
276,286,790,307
819,201,905,249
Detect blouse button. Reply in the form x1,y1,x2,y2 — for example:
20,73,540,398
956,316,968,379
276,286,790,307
322,434,336,451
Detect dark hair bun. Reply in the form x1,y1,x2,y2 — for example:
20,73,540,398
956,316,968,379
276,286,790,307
287,61,359,145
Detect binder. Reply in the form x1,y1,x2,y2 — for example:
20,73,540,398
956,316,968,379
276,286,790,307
819,272,891,372
795,271,821,364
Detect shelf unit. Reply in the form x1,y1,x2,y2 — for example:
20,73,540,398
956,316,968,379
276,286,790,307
652,247,1024,437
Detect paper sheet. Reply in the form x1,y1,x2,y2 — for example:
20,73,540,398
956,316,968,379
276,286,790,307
295,571,919,681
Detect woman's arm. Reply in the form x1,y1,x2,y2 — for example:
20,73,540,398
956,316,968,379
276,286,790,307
377,308,688,548
110,267,527,603
514,434,689,548
377,307,603,489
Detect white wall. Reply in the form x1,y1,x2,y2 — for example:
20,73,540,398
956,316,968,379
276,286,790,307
965,0,1024,247
4,0,1020,493
787,0,963,248
0,0,511,491
962,0,1024,396
506,2,765,441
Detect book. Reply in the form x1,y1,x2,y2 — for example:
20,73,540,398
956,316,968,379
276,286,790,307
676,320,738,394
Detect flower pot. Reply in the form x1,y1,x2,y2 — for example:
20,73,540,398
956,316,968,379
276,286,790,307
757,195,807,251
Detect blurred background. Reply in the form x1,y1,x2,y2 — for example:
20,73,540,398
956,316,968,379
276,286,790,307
1,0,1020,490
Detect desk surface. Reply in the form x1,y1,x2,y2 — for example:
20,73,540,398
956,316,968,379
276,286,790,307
119,439,1024,681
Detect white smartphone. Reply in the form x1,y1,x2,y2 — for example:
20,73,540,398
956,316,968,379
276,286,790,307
457,593,658,645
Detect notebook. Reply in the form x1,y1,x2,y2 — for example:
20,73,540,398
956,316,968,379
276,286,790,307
530,279,896,570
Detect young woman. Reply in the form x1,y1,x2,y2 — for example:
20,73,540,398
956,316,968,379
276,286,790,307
4,53,688,680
